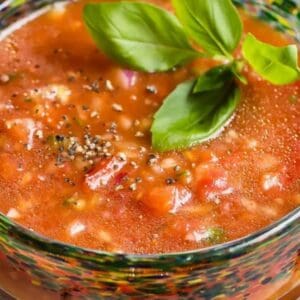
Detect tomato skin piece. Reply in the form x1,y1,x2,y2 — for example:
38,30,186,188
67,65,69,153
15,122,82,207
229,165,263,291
84,157,126,191
143,186,174,216
142,185,191,216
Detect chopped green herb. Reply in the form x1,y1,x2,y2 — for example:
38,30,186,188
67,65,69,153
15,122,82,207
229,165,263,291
63,195,85,210
289,94,298,104
46,135,60,148
207,227,226,244
73,117,85,127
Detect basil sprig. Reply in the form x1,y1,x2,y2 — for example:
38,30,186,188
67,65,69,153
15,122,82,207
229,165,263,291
83,0,300,152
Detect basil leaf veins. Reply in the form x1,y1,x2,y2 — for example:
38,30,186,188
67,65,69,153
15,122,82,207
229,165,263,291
151,67,241,151
83,2,199,72
242,33,300,85
172,0,242,59
193,65,234,93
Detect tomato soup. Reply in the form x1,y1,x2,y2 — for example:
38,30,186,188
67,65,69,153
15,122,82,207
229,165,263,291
0,0,298,254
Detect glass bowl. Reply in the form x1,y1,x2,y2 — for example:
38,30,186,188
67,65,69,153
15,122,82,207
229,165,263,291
0,0,299,299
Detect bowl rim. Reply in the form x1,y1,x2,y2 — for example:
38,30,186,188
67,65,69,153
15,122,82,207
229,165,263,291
0,0,299,262
0,207,299,260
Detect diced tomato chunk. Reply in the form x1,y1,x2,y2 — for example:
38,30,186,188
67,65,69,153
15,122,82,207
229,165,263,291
195,163,232,201
84,157,126,191
142,185,192,216
195,163,227,188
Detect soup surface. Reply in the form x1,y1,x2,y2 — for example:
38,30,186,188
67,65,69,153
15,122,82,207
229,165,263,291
0,0,298,254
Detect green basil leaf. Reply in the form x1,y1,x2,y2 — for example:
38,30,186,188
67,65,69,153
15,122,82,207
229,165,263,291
242,34,300,85
193,65,233,93
83,2,199,72
172,0,242,58
151,71,241,151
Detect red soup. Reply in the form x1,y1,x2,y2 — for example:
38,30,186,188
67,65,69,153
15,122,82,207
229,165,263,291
0,0,299,254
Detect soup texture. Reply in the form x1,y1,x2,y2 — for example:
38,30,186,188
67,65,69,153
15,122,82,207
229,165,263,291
0,0,298,254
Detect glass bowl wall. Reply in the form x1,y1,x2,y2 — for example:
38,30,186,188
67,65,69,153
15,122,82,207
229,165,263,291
0,0,299,299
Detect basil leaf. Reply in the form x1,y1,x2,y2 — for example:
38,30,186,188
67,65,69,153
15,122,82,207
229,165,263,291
172,0,242,58
242,34,300,85
151,70,240,151
193,65,233,93
83,2,199,72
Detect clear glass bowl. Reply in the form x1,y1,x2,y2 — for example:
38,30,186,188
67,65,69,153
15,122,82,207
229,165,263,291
0,0,299,299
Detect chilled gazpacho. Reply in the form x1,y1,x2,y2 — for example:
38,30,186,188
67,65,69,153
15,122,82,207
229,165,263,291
0,0,298,254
